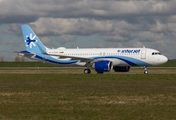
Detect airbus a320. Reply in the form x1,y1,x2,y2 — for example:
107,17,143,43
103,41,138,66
14,25,168,74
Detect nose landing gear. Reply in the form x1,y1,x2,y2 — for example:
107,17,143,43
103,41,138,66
144,66,148,74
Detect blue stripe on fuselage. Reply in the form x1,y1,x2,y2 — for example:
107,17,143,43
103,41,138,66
91,56,151,66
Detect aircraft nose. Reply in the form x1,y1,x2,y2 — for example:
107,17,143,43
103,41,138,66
161,55,168,64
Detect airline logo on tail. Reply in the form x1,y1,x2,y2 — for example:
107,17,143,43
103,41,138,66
25,33,38,48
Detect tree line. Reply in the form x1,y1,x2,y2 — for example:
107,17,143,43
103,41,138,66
0,55,27,62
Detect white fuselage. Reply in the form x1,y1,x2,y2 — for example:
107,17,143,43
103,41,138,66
44,47,168,67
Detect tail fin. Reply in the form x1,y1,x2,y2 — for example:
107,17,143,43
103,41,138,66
21,25,47,54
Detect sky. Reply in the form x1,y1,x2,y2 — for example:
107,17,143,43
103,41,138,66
0,0,176,61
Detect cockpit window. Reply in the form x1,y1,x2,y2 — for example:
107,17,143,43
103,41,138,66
152,52,161,55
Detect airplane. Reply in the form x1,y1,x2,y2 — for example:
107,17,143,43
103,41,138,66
14,25,168,74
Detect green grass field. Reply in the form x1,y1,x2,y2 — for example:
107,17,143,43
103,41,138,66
0,72,176,120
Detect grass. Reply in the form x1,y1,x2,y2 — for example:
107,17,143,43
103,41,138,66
0,73,176,119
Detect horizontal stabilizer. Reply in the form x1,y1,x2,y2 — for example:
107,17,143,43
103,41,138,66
12,51,36,58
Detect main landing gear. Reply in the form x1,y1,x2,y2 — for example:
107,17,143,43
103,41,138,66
144,66,148,74
84,62,92,74
84,69,91,74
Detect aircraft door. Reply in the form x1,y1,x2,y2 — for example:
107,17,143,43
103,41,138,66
141,49,146,59
99,52,102,56
103,52,106,56
99,52,106,57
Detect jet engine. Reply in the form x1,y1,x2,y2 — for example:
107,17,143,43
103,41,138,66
92,60,113,72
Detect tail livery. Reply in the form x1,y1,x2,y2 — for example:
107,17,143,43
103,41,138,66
21,25,47,54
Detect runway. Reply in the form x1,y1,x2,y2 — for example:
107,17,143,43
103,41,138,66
0,67,175,74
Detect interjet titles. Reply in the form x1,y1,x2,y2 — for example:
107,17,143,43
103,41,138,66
118,49,140,53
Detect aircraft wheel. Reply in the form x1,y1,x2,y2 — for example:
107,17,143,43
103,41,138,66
84,69,91,74
143,66,148,74
144,70,148,74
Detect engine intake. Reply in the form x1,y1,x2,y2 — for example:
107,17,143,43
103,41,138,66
92,60,113,72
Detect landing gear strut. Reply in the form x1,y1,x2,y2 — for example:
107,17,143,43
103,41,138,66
84,69,91,74
84,62,92,74
144,66,148,74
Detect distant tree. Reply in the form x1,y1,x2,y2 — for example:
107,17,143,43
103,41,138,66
20,56,27,62
15,55,21,62
0,55,5,62
15,55,27,62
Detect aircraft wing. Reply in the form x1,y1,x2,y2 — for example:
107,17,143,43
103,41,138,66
38,43,95,62
43,53,94,62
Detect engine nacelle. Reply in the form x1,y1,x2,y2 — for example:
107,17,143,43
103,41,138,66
92,60,113,72
113,66,131,72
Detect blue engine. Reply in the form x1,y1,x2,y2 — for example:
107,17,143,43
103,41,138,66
93,60,113,72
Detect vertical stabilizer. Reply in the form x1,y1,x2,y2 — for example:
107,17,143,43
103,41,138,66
21,25,47,54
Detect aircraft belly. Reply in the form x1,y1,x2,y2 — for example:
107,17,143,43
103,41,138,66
75,62,86,66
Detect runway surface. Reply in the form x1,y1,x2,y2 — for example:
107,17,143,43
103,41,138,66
0,67,175,74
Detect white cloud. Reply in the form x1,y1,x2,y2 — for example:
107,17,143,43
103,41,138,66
0,35,2,43
0,0,175,24
1,0,176,59
133,42,144,48
95,43,104,48
29,17,139,42
7,40,15,44
3,24,21,35
40,37,52,45
138,31,164,41
56,35,77,45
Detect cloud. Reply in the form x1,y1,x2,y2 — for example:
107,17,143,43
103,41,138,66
6,39,21,48
56,35,77,45
39,37,52,45
6,40,15,44
28,17,139,42
0,35,2,43
1,0,176,59
138,31,164,41
105,41,146,48
29,17,113,36
4,16,176,46
3,24,22,36
133,42,144,48
95,43,104,48
0,0,175,24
